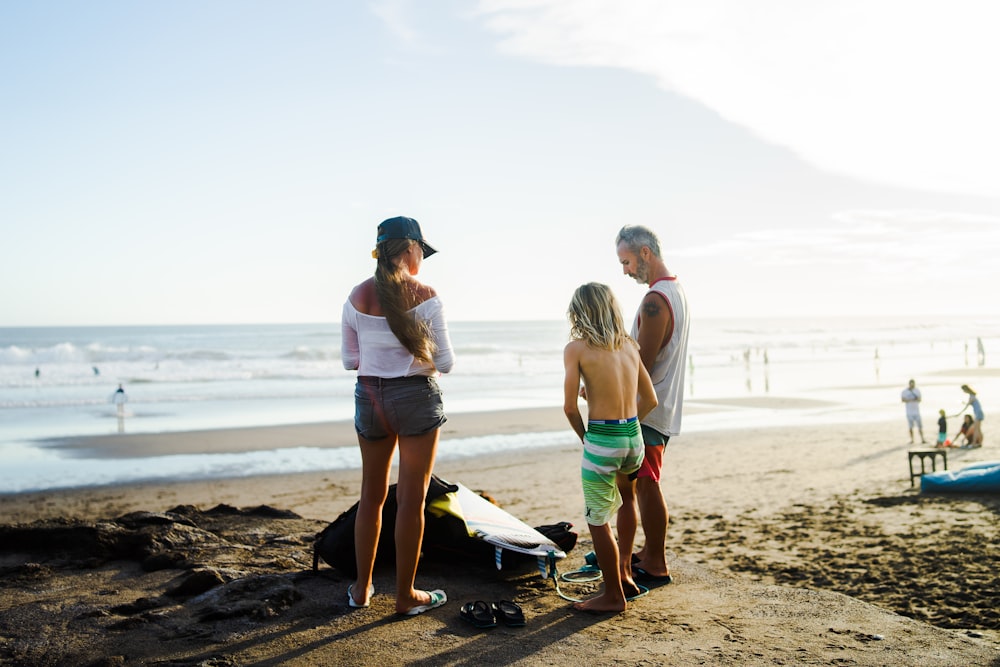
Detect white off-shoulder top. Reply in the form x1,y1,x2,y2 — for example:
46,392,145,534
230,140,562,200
341,296,454,377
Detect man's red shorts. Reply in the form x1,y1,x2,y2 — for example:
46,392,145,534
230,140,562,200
631,424,669,482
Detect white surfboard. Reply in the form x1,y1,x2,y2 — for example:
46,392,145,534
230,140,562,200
449,482,566,559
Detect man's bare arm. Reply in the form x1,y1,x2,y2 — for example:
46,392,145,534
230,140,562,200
636,292,672,371
636,361,658,422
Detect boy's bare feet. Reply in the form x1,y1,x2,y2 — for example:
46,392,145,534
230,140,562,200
572,587,627,614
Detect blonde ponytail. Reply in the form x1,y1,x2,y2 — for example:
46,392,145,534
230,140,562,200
374,239,436,365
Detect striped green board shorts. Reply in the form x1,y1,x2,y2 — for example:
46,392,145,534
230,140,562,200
581,418,645,526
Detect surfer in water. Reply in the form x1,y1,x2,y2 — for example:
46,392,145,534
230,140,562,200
563,282,657,613
341,216,455,616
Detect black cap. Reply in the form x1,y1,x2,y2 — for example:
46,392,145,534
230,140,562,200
376,216,437,258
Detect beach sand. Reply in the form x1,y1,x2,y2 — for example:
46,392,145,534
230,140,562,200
1,405,998,666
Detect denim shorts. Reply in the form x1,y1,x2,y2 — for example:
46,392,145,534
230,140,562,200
354,375,447,440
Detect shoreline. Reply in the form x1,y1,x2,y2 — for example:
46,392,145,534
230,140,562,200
38,406,574,459
5,392,994,496
35,394,848,460
5,414,996,523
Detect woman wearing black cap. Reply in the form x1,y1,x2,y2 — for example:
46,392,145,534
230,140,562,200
341,216,454,616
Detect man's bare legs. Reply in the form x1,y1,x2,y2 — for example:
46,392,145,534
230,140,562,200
633,476,670,577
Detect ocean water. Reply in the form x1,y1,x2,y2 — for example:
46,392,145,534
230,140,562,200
1,317,998,493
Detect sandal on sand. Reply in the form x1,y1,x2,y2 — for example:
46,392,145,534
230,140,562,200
624,583,649,601
634,567,673,587
400,589,447,616
348,583,374,609
492,600,526,627
460,601,497,628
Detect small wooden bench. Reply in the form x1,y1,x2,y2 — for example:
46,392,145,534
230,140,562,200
908,448,948,487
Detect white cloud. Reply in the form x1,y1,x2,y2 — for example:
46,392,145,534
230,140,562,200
476,0,1000,197
680,209,1000,271
667,208,1000,317
371,0,421,45
830,209,1000,229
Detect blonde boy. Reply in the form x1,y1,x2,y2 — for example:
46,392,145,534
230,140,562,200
563,283,657,613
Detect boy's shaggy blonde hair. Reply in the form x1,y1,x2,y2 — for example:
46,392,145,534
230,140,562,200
568,282,631,350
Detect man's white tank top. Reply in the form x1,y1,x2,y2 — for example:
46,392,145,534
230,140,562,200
631,277,690,437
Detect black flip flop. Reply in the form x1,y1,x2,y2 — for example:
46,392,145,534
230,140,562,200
460,600,497,629
624,583,650,601
492,600,526,627
634,567,674,587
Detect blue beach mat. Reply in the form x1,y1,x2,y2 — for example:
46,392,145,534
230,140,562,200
920,461,1000,494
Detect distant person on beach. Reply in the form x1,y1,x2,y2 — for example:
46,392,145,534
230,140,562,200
953,414,977,447
563,282,657,613
615,224,690,584
112,383,128,418
901,379,925,444
937,409,948,446
341,216,454,616
960,384,984,446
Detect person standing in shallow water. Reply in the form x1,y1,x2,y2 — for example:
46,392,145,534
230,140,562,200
901,379,925,444
112,384,128,419
341,216,455,616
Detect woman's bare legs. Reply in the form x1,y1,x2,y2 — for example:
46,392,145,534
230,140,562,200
393,428,440,614
351,433,396,608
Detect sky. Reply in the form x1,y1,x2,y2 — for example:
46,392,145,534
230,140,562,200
2,0,999,326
